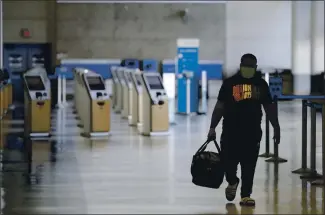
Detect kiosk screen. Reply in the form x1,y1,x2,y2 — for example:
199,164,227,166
87,77,105,90
25,76,45,91
146,76,163,89
135,75,142,86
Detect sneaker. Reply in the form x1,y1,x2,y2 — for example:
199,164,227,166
225,179,239,201
240,197,255,207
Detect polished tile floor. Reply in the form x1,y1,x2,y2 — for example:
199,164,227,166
0,100,324,214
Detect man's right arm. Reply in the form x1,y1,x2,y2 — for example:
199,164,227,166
209,101,225,129
209,81,227,130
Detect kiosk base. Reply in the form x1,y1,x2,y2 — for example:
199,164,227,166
137,123,143,134
9,104,15,110
30,133,51,140
128,116,137,126
149,131,170,136
82,132,111,138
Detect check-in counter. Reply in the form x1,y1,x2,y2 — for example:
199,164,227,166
129,69,143,127
123,69,133,120
73,68,87,123
140,73,169,136
114,67,125,113
23,68,51,138
119,68,129,119
77,69,111,137
111,66,119,109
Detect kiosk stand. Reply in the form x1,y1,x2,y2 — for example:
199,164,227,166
141,73,169,136
79,69,111,137
130,69,143,127
23,68,51,138
135,71,145,134
121,69,132,120
115,67,125,114
111,66,119,110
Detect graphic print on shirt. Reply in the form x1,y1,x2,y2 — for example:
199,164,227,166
232,84,260,102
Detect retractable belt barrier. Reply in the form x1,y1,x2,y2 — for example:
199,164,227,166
259,81,325,186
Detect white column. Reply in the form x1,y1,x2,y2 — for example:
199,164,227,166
310,1,316,76
313,1,324,73
291,1,311,95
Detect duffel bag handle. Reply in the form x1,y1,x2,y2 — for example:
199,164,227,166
195,139,221,155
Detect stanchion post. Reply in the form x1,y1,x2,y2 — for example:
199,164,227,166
292,100,313,174
322,104,325,185
311,103,325,186
301,105,322,180
265,97,288,163
259,113,274,158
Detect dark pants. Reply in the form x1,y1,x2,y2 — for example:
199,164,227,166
221,135,261,198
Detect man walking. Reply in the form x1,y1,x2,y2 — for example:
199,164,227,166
207,53,281,206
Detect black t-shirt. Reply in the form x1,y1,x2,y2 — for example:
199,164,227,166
218,74,272,140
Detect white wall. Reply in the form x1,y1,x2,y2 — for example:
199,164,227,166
314,0,324,73
225,1,292,76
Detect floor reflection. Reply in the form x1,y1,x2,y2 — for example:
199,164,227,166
0,100,324,214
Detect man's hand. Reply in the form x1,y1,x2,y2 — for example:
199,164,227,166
273,127,280,145
207,128,216,141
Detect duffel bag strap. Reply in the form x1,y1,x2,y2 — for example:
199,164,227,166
195,140,221,155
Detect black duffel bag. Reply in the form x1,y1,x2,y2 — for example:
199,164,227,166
191,139,224,189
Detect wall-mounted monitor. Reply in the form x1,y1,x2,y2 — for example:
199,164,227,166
146,76,164,90
25,76,45,91
87,76,105,90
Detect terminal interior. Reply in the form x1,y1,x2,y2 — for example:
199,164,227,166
0,1,324,214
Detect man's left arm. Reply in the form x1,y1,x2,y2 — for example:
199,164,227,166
261,81,281,143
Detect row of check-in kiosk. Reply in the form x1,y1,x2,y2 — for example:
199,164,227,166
73,66,170,137
111,67,169,136
2,65,170,140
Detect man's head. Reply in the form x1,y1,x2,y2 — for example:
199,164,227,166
239,53,257,79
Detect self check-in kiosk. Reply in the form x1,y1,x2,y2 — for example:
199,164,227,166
133,71,145,132
128,69,141,126
114,67,125,114
73,68,87,122
23,68,51,138
121,68,130,119
140,73,169,136
110,66,119,109
124,69,134,124
80,69,111,137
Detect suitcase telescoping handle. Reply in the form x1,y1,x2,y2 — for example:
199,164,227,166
195,139,221,155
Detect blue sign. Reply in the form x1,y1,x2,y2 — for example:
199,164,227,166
176,39,199,114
